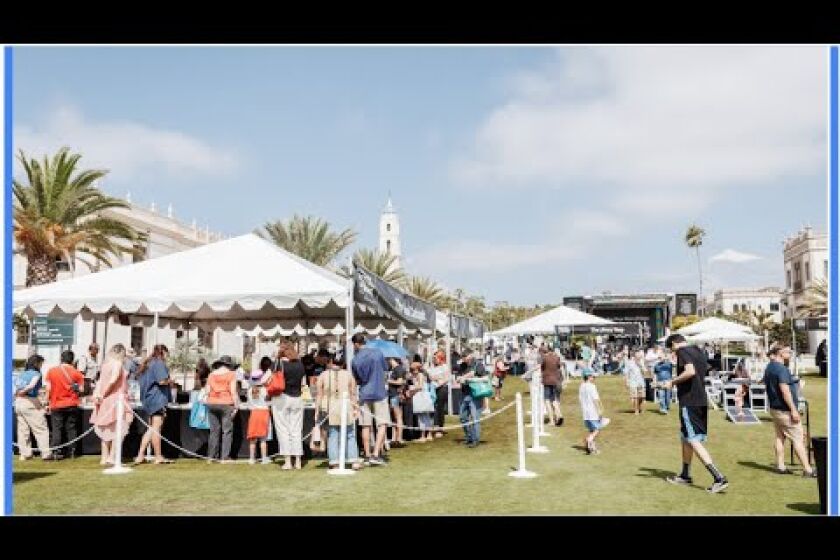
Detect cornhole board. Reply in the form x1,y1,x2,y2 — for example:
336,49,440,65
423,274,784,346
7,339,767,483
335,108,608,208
725,407,760,424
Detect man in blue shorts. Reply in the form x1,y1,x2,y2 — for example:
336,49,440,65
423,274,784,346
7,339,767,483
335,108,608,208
662,334,729,494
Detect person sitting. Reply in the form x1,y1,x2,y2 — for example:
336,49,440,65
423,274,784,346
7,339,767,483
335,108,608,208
731,361,751,418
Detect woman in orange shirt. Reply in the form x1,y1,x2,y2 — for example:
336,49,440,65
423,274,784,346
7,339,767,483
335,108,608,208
205,355,241,463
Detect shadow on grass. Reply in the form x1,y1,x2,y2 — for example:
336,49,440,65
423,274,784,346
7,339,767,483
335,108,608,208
737,461,779,474
571,445,589,453
13,471,56,484
787,502,821,515
636,467,673,480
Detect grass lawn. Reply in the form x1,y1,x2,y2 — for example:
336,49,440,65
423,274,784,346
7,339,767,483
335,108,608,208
13,374,826,515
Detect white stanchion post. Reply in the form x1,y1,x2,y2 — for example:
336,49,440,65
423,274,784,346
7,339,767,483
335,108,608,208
509,392,537,478
103,398,132,474
526,369,535,427
538,370,551,437
528,371,548,454
328,391,355,476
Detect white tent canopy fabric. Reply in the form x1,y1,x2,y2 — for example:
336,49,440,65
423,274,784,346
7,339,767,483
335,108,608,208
492,305,614,336
676,317,753,336
13,234,400,331
687,328,760,343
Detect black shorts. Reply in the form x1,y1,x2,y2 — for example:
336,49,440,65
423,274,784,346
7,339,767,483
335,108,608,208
679,406,708,443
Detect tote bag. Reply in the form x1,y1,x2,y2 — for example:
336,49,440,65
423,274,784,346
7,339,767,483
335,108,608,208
468,378,494,399
412,389,435,413
189,398,211,430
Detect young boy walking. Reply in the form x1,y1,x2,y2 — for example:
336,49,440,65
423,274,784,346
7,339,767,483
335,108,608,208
578,370,610,454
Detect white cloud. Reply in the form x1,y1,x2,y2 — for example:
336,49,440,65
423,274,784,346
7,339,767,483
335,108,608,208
453,47,825,194
15,105,239,183
709,249,763,264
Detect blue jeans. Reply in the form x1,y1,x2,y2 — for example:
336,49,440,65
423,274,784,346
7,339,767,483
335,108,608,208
327,424,359,466
459,394,480,444
655,373,672,411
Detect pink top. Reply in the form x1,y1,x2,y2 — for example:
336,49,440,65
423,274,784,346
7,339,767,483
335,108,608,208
89,358,133,442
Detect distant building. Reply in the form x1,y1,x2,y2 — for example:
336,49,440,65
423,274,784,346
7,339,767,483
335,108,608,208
378,195,401,272
782,226,828,351
710,287,783,323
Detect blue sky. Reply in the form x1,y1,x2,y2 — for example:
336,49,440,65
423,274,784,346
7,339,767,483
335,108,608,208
13,46,829,305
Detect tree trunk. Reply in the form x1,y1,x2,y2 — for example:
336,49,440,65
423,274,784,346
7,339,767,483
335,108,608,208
26,254,58,287
695,247,703,306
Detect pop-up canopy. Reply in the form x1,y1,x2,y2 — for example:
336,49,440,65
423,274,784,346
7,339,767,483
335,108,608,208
676,317,754,336
492,305,614,336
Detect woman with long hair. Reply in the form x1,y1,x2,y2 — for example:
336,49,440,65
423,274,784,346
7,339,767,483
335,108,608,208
134,344,173,464
89,344,134,465
274,344,306,470
195,358,211,390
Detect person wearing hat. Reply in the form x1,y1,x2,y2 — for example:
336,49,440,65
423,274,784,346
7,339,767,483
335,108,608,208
205,355,241,463
578,369,609,455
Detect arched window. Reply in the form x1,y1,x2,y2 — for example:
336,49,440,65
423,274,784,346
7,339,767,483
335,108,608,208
386,240,391,252
386,223,391,232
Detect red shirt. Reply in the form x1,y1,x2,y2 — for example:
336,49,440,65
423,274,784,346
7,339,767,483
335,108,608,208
46,365,85,410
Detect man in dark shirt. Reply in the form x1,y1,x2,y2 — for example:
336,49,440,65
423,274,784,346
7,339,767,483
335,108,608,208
763,344,816,477
456,351,484,447
662,334,729,493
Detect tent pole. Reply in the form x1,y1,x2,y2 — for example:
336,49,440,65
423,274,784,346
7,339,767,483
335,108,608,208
346,275,355,367
446,312,453,416
102,313,110,355
153,312,159,348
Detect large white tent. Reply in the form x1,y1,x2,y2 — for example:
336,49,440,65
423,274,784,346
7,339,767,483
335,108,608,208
13,233,399,333
687,328,760,343
492,305,614,336
676,317,753,336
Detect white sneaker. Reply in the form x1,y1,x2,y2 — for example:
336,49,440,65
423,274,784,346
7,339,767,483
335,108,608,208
261,457,271,465
482,408,492,415
248,458,256,465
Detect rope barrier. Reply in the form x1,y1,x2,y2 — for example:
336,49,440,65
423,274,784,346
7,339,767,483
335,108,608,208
349,398,517,432
129,407,331,463
11,399,118,455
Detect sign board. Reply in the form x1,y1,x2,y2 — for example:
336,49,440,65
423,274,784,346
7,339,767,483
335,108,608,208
674,293,698,317
793,317,828,331
31,315,74,346
354,264,436,330
554,323,642,336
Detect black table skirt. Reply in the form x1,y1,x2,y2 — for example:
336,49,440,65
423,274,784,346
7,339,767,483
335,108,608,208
13,406,316,460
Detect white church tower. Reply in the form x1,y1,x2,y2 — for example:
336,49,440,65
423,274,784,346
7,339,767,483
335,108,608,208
379,194,402,271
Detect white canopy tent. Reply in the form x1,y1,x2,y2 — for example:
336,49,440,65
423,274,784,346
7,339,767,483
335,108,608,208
13,234,406,339
687,329,760,343
676,317,753,336
491,305,615,336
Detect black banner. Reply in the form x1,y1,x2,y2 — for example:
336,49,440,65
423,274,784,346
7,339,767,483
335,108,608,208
793,317,828,331
554,323,642,336
674,293,698,317
353,264,436,330
448,314,486,339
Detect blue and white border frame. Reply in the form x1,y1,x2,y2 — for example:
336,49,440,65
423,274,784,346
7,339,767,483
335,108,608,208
2,45,12,516
830,44,838,517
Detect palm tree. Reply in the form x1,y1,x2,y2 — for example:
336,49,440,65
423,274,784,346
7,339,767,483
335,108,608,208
684,224,706,299
257,214,357,267
404,275,449,307
343,248,406,286
13,148,146,287
798,278,828,318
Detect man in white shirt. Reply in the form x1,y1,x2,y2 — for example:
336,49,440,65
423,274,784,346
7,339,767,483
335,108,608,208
579,370,610,455
76,343,100,385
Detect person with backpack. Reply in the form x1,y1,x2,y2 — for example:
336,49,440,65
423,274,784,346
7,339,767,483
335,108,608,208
44,350,86,459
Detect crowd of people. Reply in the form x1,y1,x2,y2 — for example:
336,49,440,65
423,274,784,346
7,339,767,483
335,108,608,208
13,332,820,493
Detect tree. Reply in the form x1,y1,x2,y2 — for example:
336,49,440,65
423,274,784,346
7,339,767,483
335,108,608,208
767,319,807,350
798,278,828,318
684,224,706,299
404,275,449,307
257,214,356,267
167,338,216,375
343,248,406,286
671,314,701,331
13,147,146,287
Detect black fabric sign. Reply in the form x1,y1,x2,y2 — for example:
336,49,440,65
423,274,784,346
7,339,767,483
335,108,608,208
793,317,828,331
674,294,698,316
354,264,436,330
554,323,641,336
